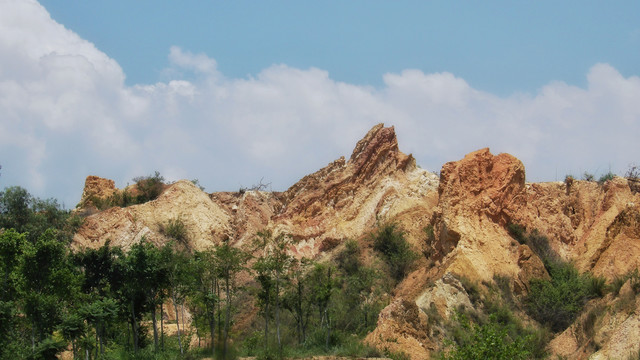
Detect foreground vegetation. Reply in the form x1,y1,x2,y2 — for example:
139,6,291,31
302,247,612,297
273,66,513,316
2,163,637,359
1,184,414,359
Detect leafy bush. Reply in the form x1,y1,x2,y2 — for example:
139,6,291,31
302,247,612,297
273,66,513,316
132,171,165,204
160,217,187,244
335,239,361,276
525,261,603,332
371,223,418,282
506,223,526,244
440,313,532,360
598,172,615,185
422,225,436,260
88,172,165,210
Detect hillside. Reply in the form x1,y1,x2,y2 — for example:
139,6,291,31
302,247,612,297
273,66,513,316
71,124,640,359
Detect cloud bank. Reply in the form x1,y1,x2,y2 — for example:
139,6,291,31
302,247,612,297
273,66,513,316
1,0,639,206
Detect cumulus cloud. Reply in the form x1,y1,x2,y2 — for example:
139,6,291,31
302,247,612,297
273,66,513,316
0,0,639,206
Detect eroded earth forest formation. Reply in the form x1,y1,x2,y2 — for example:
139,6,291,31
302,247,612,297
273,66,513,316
1,124,640,359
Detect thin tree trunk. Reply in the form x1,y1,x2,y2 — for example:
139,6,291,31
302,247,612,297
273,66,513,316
275,272,281,354
264,299,269,353
196,321,201,347
126,318,130,349
210,281,216,357
173,293,184,354
131,300,139,352
95,328,99,359
297,280,303,344
210,314,216,357
217,280,222,344
224,277,231,359
181,302,186,334
100,323,105,355
325,308,330,349
152,304,159,351
160,302,165,350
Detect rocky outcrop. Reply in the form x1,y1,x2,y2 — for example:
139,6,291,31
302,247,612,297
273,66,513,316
78,175,117,208
71,125,640,360
511,177,640,279
364,299,434,360
73,180,234,251
73,124,439,257
273,123,439,258
427,148,540,286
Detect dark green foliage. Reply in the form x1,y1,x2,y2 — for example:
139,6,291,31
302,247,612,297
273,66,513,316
598,171,615,184
335,239,360,276
506,223,526,244
0,186,31,232
132,171,165,204
441,312,532,360
582,172,595,181
610,269,640,296
526,261,603,332
371,222,418,282
512,228,558,268
161,217,188,243
0,186,76,243
441,275,551,360
89,171,166,210
191,179,205,191
587,276,608,298
422,225,436,260
457,276,482,305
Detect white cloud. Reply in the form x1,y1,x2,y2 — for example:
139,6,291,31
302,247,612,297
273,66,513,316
0,1,638,206
168,46,218,75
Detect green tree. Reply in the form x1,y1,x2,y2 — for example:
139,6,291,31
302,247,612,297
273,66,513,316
0,186,31,233
164,243,192,355
115,239,166,352
214,239,249,359
191,249,220,356
16,229,80,355
282,257,313,345
308,262,337,349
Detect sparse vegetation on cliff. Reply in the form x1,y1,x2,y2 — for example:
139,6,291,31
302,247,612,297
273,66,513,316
88,171,166,210
371,222,418,283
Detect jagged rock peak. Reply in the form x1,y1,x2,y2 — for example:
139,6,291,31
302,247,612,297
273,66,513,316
79,175,117,208
349,123,397,162
280,123,415,204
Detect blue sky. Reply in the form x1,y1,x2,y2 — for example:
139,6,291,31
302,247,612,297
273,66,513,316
39,1,640,94
1,0,639,207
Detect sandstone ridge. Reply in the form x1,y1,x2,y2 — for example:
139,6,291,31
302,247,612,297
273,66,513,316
72,124,640,359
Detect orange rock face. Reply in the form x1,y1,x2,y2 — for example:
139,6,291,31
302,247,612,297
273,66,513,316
79,175,117,208
71,125,640,360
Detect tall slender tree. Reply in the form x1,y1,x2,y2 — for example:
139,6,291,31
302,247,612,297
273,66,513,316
214,239,248,359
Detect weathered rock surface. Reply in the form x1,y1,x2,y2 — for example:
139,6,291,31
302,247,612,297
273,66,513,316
78,175,117,208
72,124,640,360
74,180,234,251
274,123,439,258
364,299,434,360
